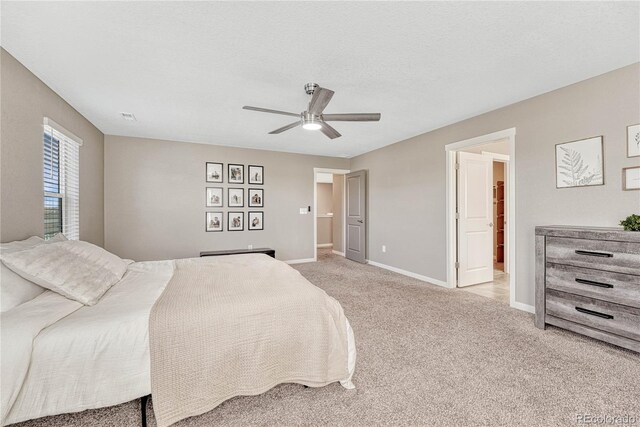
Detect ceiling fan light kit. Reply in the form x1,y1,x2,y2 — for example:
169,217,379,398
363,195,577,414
243,83,381,139
302,112,322,130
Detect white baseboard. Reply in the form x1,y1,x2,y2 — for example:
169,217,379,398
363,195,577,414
510,301,535,314
316,243,333,248
366,260,450,288
286,258,316,265
332,250,345,257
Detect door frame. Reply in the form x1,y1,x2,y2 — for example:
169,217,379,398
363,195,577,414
313,168,350,262
444,128,523,311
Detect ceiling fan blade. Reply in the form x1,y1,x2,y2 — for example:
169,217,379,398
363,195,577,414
243,106,299,117
322,113,381,122
318,122,341,139
268,121,301,134
308,87,334,115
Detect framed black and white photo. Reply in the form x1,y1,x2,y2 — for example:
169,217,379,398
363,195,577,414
228,212,244,231
628,124,640,158
248,188,264,207
248,211,264,231
248,165,264,185
228,188,244,207
206,162,223,183
555,136,604,189
623,166,640,191
206,187,223,207
228,164,244,184
205,212,223,232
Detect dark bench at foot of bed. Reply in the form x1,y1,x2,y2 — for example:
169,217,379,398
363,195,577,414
199,248,275,258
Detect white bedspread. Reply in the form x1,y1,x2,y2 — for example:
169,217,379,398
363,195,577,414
2,260,173,425
1,292,82,424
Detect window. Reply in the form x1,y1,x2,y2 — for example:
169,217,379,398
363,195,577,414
43,118,81,240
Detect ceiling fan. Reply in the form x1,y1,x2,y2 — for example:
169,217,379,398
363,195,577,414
243,83,381,139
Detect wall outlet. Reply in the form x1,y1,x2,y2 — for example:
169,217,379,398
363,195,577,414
382,245,386,253
248,244,253,250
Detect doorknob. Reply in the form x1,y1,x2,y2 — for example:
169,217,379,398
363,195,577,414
357,219,364,223
489,222,494,227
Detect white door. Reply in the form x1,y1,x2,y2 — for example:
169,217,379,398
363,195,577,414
457,152,494,287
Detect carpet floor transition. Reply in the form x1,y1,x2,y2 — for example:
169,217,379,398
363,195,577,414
14,250,639,426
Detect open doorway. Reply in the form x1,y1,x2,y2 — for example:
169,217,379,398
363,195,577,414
456,142,510,303
313,168,349,262
445,128,519,310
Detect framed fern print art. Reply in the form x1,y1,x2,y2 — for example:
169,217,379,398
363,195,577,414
555,136,604,189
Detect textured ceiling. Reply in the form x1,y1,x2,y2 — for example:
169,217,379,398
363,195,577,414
2,2,638,157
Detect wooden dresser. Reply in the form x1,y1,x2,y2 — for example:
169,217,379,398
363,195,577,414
535,226,640,352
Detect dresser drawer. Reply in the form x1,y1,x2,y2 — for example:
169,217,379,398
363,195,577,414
546,289,640,341
546,237,640,275
546,263,640,308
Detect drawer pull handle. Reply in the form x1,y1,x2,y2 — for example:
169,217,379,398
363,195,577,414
575,278,613,289
575,306,614,320
575,250,613,258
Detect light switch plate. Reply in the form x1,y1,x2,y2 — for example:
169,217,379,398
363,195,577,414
300,208,307,214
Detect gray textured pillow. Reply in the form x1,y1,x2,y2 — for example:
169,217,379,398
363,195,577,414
0,240,132,306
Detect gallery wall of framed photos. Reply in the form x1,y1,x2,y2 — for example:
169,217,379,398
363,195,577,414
205,162,265,232
554,123,640,191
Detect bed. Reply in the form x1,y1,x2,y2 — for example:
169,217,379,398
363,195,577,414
1,246,356,426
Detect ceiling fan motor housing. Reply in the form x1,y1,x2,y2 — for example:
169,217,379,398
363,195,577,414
304,83,319,95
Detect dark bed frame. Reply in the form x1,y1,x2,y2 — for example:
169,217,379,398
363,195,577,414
139,385,309,425
140,395,149,427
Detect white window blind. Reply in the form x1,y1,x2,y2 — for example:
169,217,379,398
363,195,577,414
43,118,82,240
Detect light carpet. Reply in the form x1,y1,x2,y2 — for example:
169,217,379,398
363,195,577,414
14,250,639,426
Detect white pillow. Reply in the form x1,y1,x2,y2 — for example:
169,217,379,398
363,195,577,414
0,235,66,311
1,236,46,312
0,240,132,306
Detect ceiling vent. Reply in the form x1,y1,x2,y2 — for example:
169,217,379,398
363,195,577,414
120,112,136,121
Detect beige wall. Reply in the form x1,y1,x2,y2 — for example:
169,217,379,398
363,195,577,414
317,183,333,214
317,218,333,246
332,174,345,253
104,135,348,261
0,49,104,245
351,63,640,307
316,183,333,246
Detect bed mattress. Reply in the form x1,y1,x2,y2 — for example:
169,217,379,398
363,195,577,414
4,260,172,425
